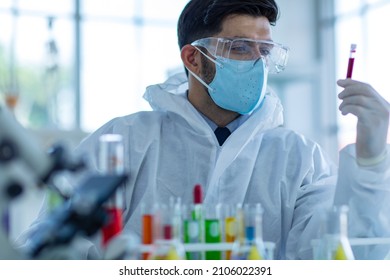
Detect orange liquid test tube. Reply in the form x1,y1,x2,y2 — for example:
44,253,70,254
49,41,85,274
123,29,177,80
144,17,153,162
142,206,153,260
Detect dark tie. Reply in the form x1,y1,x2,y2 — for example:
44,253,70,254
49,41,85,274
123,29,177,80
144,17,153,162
214,127,231,146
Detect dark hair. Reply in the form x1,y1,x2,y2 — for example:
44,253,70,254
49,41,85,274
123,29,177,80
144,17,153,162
177,0,279,50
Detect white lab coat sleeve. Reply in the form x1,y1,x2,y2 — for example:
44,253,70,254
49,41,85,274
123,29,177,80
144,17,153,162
285,143,337,260
286,181,336,260
333,144,390,259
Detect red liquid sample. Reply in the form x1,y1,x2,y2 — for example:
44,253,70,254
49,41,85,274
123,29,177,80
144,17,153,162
346,57,355,78
102,207,123,246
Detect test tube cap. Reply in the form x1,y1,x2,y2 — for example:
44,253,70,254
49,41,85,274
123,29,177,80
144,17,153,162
193,184,203,204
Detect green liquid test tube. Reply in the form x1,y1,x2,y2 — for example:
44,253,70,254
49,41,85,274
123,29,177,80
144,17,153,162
184,185,204,260
205,219,222,260
183,219,201,260
204,204,222,260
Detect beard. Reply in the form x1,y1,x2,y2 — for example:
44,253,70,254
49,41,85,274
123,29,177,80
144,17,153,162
200,53,216,84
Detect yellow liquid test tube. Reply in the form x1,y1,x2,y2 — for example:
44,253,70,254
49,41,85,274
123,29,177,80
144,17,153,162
225,216,236,260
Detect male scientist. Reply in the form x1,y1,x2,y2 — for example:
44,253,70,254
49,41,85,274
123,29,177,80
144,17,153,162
22,0,390,259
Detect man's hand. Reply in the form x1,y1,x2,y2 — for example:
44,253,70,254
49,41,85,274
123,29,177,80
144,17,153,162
337,79,390,160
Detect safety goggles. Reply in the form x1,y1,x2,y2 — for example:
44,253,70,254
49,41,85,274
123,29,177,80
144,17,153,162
191,37,289,74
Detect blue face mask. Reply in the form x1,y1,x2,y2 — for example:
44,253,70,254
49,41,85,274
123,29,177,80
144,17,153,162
188,51,268,115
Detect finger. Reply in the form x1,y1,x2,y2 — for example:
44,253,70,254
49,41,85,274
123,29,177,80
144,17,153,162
339,97,386,117
338,94,380,108
339,101,387,122
337,79,373,93
338,103,368,117
337,78,359,88
338,84,377,99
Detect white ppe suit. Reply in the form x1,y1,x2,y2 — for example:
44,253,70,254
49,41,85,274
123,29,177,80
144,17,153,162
72,72,390,259
27,72,390,259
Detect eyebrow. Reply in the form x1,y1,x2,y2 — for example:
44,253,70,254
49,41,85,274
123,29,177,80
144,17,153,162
225,36,274,42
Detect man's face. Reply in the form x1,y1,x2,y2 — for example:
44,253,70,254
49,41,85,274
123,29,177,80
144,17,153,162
200,14,273,83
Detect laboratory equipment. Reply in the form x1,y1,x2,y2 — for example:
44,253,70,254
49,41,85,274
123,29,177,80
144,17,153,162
0,104,83,259
23,173,128,258
325,205,355,260
183,184,204,260
103,233,140,260
0,104,128,259
141,202,154,260
346,43,357,79
98,134,125,247
231,203,268,260
204,204,222,260
221,203,237,260
148,203,186,260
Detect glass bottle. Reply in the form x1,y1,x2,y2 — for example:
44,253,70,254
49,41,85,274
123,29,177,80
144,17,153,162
230,203,268,260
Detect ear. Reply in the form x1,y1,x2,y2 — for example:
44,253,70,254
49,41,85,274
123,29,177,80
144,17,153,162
181,44,201,74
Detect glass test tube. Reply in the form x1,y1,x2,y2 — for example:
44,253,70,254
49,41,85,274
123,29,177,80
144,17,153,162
346,43,357,79
222,204,237,260
183,203,203,260
98,134,125,246
231,203,267,260
170,197,183,244
204,204,222,260
148,203,186,260
183,184,204,260
244,203,267,260
141,202,154,260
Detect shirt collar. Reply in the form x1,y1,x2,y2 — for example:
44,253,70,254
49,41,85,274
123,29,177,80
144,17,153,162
199,111,250,133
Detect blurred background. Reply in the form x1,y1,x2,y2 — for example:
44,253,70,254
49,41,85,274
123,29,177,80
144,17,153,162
1,0,390,238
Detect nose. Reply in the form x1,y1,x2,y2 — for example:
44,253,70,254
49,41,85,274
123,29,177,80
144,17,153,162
253,44,263,59
253,56,265,67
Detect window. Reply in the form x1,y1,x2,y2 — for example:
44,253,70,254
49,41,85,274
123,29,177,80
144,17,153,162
0,0,188,133
0,1,74,129
81,0,188,131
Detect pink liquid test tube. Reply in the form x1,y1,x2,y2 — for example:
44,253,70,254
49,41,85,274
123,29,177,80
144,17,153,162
346,44,357,79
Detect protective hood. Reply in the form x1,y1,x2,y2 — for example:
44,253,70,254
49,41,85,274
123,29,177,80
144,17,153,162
143,72,284,137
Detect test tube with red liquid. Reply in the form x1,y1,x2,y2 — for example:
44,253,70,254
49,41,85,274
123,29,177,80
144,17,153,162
98,134,125,247
346,44,357,79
